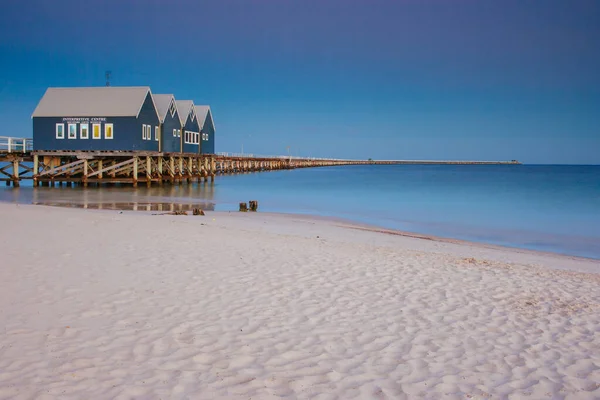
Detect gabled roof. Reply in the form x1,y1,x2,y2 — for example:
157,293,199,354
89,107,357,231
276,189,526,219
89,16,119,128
153,94,176,123
32,86,155,118
175,100,194,126
195,105,216,132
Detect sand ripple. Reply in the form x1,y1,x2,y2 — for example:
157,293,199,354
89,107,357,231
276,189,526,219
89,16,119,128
0,205,599,399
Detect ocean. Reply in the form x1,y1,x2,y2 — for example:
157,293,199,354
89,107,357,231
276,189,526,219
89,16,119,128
1,164,599,259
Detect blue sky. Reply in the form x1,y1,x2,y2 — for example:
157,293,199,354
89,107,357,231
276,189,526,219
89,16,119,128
1,0,599,164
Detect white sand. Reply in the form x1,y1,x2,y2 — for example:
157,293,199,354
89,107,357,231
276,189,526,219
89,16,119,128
1,203,599,399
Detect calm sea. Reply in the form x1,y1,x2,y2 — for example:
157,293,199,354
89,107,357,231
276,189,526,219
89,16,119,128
1,165,599,259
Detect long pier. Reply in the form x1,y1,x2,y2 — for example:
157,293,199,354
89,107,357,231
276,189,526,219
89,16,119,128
0,136,520,187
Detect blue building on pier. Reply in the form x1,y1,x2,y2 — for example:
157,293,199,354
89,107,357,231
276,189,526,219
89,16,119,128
153,94,183,153
31,86,216,154
176,100,201,154
195,105,215,155
31,87,160,151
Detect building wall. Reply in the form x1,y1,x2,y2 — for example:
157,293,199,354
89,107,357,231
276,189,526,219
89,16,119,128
32,92,160,151
182,114,201,154
200,111,215,154
135,93,161,151
161,109,182,153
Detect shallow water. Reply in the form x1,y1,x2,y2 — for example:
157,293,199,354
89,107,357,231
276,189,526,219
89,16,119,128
1,164,599,259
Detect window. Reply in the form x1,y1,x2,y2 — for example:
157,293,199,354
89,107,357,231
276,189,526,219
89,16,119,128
93,123,101,139
155,126,159,141
169,100,176,117
56,123,64,139
142,124,147,140
68,123,77,139
195,132,199,144
173,128,176,137
189,107,195,121
177,129,181,138
105,123,114,139
80,123,89,139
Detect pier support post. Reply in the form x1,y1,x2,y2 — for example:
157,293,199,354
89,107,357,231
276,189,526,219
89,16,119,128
158,157,163,185
97,160,103,180
178,157,184,183
12,160,19,187
109,160,116,179
82,159,88,187
203,157,209,181
169,157,175,183
132,157,138,187
33,155,39,187
196,157,202,182
146,156,152,187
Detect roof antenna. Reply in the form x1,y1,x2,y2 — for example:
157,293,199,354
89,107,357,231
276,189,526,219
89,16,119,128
105,71,112,87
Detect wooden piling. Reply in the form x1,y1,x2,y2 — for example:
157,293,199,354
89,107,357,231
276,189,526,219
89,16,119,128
33,155,39,186
169,156,175,183
178,157,183,182
146,156,152,187
249,200,258,212
12,160,19,187
132,157,138,187
82,159,88,187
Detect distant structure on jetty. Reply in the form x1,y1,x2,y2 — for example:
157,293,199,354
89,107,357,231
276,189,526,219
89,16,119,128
0,86,520,187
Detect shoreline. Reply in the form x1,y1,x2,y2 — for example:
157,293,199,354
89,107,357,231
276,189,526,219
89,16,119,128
2,201,599,276
10,199,600,264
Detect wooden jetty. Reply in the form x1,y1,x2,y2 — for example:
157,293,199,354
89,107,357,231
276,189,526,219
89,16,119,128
0,136,521,187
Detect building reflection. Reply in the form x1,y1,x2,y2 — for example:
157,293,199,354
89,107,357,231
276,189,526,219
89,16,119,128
30,181,217,212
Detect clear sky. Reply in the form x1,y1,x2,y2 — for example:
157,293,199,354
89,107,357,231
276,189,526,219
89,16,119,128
1,0,599,164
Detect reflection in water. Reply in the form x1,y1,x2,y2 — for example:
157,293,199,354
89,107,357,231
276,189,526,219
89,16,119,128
32,201,215,212
3,181,218,212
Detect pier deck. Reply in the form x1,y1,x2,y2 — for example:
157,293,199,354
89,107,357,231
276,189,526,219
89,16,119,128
0,136,520,187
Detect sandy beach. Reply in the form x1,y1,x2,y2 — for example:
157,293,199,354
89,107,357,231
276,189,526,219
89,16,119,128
1,202,599,399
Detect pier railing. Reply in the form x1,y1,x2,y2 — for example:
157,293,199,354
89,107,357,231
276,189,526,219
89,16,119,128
0,136,33,153
215,152,357,162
